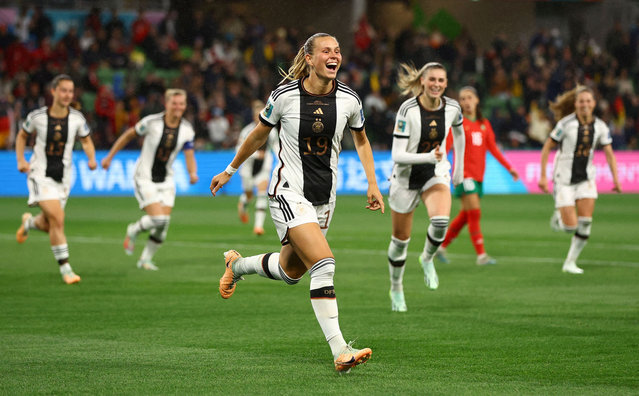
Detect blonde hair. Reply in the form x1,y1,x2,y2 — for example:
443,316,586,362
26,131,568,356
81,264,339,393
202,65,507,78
279,33,336,84
164,88,187,103
549,85,595,121
397,62,446,97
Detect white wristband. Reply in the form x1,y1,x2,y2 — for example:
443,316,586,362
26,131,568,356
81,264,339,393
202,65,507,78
224,165,237,176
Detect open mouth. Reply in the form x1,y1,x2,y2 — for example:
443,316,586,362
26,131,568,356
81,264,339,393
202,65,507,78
327,63,338,71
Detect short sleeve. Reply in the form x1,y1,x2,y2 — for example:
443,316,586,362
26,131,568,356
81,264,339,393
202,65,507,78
549,123,564,143
348,99,365,132
77,116,91,138
452,108,463,127
597,121,612,146
259,93,282,128
22,112,37,134
135,116,150,136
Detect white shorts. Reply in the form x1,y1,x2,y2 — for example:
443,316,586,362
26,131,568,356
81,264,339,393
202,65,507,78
240,157,271,191
269,192,334,245
388,176,450,214
134,178,176,210
553,180,598,208
27,176,70,208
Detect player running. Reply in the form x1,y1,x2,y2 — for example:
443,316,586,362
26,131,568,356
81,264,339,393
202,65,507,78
539,85,621,274
15,74,97,284
236,100,278,235
210,33,384,372
386,62,465,312
436,86,519,266
101,89,198,271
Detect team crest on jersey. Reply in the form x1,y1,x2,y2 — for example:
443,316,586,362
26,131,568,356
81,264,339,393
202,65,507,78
480,124,486,130
312,119,324,133
263,101,274,118
396,120,406,132
53,131,62,141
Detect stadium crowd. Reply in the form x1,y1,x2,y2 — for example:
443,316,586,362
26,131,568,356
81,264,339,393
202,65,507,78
1,5,638,151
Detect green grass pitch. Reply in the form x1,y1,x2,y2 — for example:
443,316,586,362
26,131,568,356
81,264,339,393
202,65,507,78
1,193,638,394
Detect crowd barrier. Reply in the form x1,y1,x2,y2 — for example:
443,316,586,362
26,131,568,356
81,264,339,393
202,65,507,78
1,150,638,197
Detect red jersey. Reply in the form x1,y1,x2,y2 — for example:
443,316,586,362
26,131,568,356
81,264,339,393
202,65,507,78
446,117,512,182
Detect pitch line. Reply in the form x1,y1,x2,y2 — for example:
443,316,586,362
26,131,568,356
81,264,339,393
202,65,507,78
1,233,637,268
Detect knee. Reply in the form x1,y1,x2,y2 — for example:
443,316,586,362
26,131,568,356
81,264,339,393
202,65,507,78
150,215,170,230
428,216,449,240
47,212,65,229
576,217,592,239
309,258,335,281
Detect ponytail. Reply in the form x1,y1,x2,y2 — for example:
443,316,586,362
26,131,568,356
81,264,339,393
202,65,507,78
549,85,594,121
397,62,446,97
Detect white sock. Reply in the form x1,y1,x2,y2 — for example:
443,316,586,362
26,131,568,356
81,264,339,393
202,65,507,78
566,217,592,263
130,215,155,236
309,258,346,357
233,253,288,282
421,216,449,262
388,236,409,292
254,194,267,229
51,244,69,265
239,193,248,209
59,262,73,275
140,238,161,262
25,215,38,232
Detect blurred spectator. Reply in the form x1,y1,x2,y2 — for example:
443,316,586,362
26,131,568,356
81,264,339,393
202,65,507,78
207,107,230,149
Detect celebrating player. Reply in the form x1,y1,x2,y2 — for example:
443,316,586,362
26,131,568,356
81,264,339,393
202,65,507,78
210,33,384,372
436,86,519,266
101,89,198,271
15,74,97,284
236,100,278,235
386,62,465,312
539,85,621,274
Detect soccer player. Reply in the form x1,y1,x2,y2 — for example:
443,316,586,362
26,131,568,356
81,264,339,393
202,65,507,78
210,33,384,372
101,89,198,271
386,62,465,311
437,86,519,266
15,74,97,284
539,85,621,274
236,100,278,235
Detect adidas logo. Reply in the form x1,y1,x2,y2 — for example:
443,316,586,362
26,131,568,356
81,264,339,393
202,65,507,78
313,108,324,115
429,120,437,126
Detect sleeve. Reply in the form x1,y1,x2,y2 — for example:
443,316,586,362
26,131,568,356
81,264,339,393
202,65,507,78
391,111,437,164
451,109,465,185
77,115,91,138
597,121,613,146
135,116,150,136
348,97,365,132
258,93,282,128
549,120,564,143
22,111,37,134
485,121,512,171
183,126,195,150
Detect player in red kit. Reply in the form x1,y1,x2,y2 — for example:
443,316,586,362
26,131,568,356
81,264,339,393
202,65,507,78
437,87,519,265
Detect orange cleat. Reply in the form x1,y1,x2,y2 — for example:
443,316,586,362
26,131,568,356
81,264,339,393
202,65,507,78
238,202,249,224
253,227,264,236
219,250,242,299
334,342,372,372
16,212,32,244
62,272,81,285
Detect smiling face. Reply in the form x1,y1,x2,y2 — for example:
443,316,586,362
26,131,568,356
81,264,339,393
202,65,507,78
420,67,447,100
51,79,75,109
459,89,479,115
165,93,187,119
306,36,341,81
574,90,595,120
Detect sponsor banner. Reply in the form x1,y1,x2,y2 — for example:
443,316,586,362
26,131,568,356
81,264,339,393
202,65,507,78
1,150,638,197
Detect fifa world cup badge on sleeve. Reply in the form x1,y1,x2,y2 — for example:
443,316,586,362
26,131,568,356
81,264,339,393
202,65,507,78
263,101,274,118
396,120,406,132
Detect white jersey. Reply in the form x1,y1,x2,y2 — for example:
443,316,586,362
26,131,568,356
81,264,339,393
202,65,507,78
259,78,365,205
391,95,465,189
236,121,279,166
22,106,91,184
550,113,612,185
133,112,195,183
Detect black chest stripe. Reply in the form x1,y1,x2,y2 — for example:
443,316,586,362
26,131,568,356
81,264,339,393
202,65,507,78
298,80,337,205
45,114,69,182
571,121,593,184
409,100,447,190
152,120,180,183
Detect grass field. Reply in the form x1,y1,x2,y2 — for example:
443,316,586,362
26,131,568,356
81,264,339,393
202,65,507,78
1,193,638,395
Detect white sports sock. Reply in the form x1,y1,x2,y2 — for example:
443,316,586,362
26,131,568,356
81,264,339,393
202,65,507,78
130,215,155,236
254,194,268,229
566,217,592,263
233,252,282,280
388,236,409,292
51,244,69,265
309,258,346,357
140,238,161,262
25,216,38,232
59,262,73,275
422,216,449,262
